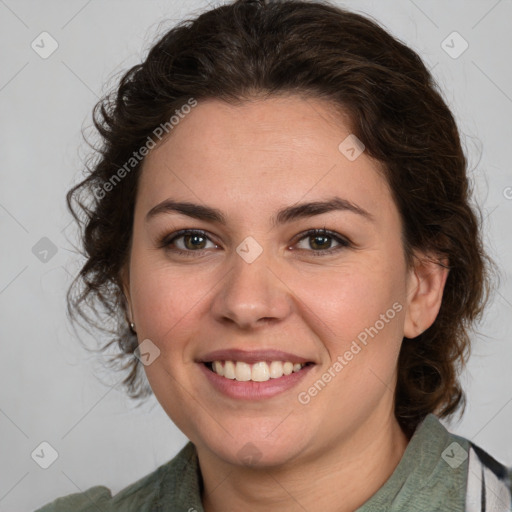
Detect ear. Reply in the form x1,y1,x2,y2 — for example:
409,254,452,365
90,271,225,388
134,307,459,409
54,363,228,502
119,264,133,323
403,251,450,339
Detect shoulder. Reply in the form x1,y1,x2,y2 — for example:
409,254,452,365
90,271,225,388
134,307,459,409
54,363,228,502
430,414,512,511
378,413,511,511
34,442,199,512
465,440,512,511
35,485,113,512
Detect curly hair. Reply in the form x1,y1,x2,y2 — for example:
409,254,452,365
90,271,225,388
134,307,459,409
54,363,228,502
66,0,496,437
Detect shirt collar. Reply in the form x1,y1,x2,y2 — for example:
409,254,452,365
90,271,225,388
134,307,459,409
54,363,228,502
159,413,468,512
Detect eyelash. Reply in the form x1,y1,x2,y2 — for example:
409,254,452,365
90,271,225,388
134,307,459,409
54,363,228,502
157,228,352,257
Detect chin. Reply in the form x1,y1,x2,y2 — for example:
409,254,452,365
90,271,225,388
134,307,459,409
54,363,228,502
202,429,309,469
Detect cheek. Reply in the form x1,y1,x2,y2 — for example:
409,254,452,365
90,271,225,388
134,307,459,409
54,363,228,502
307,267,405,412
294,260,401,342
301,261,405,396
129,256,207,344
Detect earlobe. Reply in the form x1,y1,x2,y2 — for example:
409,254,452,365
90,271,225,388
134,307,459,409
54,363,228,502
403,253,450,339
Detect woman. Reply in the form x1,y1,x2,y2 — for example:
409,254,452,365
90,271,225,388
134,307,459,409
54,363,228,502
37,0,512,510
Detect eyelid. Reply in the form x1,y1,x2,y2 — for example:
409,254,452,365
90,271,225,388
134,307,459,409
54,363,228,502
290,228,352,255
157,228,219,251
158,228,352,256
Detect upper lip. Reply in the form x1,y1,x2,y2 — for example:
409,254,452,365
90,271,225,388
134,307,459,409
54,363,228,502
197,349,314,365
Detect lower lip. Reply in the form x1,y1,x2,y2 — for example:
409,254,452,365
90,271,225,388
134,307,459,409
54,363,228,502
198,363,314,400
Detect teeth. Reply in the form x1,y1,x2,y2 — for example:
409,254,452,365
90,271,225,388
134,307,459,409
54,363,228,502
235,362,252,381
209,360,307,381
269,361,284,379
283,362,293,375
212,361,224,377
224,361,236,380
251,362,270,382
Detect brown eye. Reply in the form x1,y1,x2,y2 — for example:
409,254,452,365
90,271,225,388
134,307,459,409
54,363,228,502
294,229,351,255
160,229,218,255
308,234,333,251
182,232,208,250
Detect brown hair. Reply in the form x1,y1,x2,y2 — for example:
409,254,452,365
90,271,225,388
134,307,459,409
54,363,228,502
66,0,496,437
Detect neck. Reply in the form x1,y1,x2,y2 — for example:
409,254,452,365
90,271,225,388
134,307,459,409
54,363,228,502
198,412,410,512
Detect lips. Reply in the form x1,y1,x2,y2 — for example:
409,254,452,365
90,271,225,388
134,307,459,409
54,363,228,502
198,357,314,400
197,348,314,365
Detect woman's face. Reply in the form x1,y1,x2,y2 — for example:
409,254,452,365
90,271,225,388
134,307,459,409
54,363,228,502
123,95,444,467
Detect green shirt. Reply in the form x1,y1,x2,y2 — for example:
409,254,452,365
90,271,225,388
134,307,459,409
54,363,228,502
35,413,511,511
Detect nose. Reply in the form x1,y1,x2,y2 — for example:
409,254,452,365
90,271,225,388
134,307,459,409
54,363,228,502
209,245,293,330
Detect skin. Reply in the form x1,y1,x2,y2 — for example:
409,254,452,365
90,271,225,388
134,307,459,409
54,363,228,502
122,95,449,512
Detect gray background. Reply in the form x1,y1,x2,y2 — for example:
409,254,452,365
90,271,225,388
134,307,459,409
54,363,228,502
0,1,511,510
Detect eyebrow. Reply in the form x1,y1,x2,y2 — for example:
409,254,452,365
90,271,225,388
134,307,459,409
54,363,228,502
145,196,375,227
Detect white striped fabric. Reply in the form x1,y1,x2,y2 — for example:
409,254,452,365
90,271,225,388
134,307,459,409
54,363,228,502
465,443,512,512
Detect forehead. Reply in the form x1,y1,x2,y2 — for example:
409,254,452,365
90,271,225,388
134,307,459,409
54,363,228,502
136,96,394,225
147,95,354,164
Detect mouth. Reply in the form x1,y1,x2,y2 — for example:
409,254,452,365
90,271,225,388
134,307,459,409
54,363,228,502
203,360,314,382
196,349,316,399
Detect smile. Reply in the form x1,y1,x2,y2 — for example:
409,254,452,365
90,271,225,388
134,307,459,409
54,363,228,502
206,360,309,381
